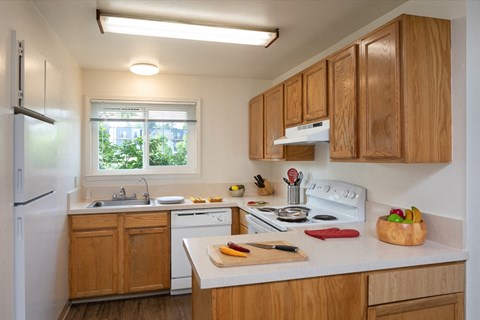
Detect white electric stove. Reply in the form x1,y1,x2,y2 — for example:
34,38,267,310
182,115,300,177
246,180,367,233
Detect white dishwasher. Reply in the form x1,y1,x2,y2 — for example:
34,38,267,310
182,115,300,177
170,207,232,295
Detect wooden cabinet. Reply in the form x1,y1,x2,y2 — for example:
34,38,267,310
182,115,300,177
367,262,465,320
303,59,328,122
69,212,170,299
264,84,285,159
193,262,465,320
284,73,303,127
239,209,249,234
123,213,170,293
356,15,451,162
328,44,359,159
69,214,119,298
283,60,328,128
248,94,264,160
193,272,366,320
249,85,315,161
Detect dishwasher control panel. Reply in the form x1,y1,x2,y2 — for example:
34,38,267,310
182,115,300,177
171,208,232,227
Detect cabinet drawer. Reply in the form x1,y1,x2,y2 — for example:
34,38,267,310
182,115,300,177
70,214,118,231
124,212,169,229
368,262,465,305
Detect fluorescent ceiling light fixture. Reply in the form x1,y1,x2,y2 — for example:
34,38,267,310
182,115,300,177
130,63,159,76
97,10,279,47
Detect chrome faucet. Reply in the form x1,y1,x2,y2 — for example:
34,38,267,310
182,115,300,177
138,177,149,200
119,187,126,199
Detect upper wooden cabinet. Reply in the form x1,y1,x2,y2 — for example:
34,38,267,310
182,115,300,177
249,84,315,161
328,44,359,160
304,60,328,122
284,60,328,128
248,94,264,160
329,14,451,163
284,74,303,127
264,84,285,159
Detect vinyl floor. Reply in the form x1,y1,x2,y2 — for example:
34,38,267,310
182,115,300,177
64,294,191,320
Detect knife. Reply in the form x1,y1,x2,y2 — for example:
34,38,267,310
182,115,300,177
247,243,299,252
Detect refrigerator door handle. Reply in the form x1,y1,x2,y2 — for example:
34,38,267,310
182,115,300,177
16,216,24,243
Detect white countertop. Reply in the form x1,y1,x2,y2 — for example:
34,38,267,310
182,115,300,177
183,221,468,290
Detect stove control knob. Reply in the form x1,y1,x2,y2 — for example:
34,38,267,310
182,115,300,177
324,186,331,193
342,190,349,197
348,191,356,199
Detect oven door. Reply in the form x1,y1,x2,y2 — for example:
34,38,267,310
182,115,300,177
246,215,283,233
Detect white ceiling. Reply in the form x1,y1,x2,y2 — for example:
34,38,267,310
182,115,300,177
33,0,407,80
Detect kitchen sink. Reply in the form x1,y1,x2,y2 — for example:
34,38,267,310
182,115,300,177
87,199,153,208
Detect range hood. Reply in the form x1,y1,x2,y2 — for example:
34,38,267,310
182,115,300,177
274,119,329,145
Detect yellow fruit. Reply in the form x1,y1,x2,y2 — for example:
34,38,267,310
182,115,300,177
219,246,247,257
412,206,423,223
231,185,239,191
405,209,413,221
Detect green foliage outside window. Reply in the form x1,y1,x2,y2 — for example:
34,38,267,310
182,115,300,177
98,123,187,170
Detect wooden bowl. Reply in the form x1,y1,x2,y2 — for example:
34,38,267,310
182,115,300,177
376,215,427,246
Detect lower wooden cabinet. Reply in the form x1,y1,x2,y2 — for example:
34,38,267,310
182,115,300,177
367,293,464,320
239,209,249,234
69,211,170,299
123,213,170,293
192,262,465,320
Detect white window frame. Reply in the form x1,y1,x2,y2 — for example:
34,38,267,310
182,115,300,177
83,96,202,180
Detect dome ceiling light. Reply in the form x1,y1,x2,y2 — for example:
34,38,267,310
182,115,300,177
130,63,160,76
96,10,279,48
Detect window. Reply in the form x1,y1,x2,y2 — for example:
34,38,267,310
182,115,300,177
87,99,200,176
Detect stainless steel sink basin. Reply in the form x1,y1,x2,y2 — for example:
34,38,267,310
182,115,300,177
87,199,153,208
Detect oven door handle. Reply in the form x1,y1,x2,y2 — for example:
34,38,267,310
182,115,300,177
246,215,280,233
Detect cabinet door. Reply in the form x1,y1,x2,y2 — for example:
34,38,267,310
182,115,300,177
124,226,170,293
69,229,119,298
329,45,359,159
303,59,328,122
264,84,285,159
284,73,303,127
367,293,464,320
360,21,402,159
249,94,264,160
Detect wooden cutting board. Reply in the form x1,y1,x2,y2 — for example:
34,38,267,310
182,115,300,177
208,241,308,268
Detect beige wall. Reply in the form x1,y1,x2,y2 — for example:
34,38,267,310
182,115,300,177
0,2,83,319
82,70,272,191
271,1,467,220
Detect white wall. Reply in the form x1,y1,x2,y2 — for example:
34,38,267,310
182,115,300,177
465,1,480,318
82,71,272,191
0,2,83,319
271,1,467,220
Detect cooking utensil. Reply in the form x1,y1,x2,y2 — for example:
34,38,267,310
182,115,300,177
247,242,299,252
296,172,303,186
283,177,292,185
287,168,298,184
275,206,308,221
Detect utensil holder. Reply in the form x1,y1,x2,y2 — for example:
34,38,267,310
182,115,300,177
257,180,274,196
287,185,300,205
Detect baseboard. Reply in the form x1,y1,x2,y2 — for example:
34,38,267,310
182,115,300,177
57,301,71,320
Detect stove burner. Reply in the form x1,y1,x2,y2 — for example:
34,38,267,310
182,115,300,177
256,207,277,213
277,217,309,223
313,215,338,221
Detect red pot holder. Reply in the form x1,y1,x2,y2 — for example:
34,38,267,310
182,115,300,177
304,227,360,240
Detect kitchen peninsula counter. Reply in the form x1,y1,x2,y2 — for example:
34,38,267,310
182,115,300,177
183,222,467,290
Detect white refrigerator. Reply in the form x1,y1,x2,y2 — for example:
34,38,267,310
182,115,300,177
13,114,58,320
